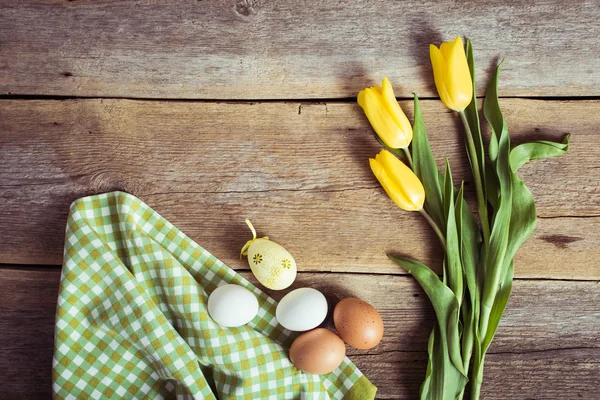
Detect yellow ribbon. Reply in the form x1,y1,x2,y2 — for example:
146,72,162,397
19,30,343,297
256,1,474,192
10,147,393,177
240,219,269,258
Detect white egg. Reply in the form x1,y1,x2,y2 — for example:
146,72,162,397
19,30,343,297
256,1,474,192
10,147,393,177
207,284,259,328
276,288,328,331
246,238,297,290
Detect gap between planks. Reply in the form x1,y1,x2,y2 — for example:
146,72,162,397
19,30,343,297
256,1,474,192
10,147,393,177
1,264,598,283
2,94,600,103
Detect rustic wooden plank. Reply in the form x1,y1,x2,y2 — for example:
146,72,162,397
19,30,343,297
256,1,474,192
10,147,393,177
0,267,61,399
354,348,600,400
1,99,598,278
2,268,598,399
1,1,599,98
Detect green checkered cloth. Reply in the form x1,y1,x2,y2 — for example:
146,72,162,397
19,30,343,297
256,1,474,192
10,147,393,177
53,192,376,399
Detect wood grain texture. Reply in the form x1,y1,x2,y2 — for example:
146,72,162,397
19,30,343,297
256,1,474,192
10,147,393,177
2,267,598,399
1,98,598,278
1,1,600,98
0,267,61,399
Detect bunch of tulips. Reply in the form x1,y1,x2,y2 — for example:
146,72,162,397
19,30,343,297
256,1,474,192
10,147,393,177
358,37,569,399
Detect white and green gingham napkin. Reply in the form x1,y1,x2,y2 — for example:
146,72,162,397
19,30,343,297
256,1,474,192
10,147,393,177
52,192,377,399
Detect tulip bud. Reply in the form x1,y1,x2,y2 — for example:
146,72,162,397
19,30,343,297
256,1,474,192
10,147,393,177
358,78,413,149
430,37,473,111
369,150,425,211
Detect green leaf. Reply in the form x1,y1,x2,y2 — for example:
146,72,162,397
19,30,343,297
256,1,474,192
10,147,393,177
464,38,487,202
443,160,453,223
430,324,445,400
433,323,468,400
388,256,456,328
482,62,513,314
388,256,466,380
509,134,570,172
456,182,480,305
460,298,475,373
484,58,502,166
483,62,507,146
411,94,445,230
482,262,514,352
447,302,465,377
443,160,463,305
485,164,500,212
425,323,465,400
456,182,480,371
419,329,435,399
488,130,499,163
504,134,570,280
504,172,535,270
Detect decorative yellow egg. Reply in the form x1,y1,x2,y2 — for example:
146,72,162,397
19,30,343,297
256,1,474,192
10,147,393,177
241,219,297,290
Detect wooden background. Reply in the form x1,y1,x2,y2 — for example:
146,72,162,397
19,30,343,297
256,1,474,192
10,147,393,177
1,1,599,398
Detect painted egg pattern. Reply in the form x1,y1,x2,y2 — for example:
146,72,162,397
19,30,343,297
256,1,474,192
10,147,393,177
247,238,297,290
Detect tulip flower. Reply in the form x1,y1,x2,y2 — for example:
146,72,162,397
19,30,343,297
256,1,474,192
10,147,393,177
430,37,473,111
358,78,413,149
369,149,425,211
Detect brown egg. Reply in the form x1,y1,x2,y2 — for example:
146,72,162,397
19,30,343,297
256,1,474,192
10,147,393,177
333,298,384,350
289,328,346,375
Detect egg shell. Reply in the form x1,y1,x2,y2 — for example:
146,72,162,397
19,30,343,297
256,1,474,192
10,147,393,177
207,284,259,328
333,298,384,350
289,328,346,375
247,238,297,290
276,288,328,331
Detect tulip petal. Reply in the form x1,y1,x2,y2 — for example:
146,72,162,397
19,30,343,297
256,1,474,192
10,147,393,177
376,150,425,211
430,44,457,111
443,37,473,111
381,78,413,146
380,78,403,124
370,157,413,211
357,89,367,109
440,39,454,61
358,88,407,149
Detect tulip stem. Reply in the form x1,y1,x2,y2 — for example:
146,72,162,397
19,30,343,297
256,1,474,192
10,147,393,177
458,110,490,248
402,147,413,168
419,208,446,251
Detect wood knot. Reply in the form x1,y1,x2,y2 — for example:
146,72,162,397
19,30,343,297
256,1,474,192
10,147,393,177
235,0,260,17
541,234,583,249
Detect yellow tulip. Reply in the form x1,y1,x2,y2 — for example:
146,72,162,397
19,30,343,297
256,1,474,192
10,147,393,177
358,77,413,149
430,37,473,111
369,149,425,211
